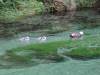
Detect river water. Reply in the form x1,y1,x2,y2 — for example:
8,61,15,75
0,10,100,75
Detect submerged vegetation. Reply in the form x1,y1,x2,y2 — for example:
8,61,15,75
3,41,66,63
0,0,100,69
2,27,100,64
65,47,100,60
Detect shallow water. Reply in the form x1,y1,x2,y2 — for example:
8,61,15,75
0,10,100,75
0,59,100,75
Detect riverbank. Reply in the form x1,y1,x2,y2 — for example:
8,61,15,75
0,0,97,22
0,0,44,22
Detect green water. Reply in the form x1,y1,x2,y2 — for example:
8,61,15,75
0,59,100,75
0,10,100,75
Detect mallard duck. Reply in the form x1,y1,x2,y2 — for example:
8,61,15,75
70,31,84,39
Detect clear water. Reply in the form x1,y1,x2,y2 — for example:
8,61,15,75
0,59,100,75
0,10,100,75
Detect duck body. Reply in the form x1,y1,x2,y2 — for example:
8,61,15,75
19,36,30,41
37,36,47,42
70,31,84,39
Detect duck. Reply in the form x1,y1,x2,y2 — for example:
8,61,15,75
70,31,84,39
37,36,47,42
19,36,30,41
